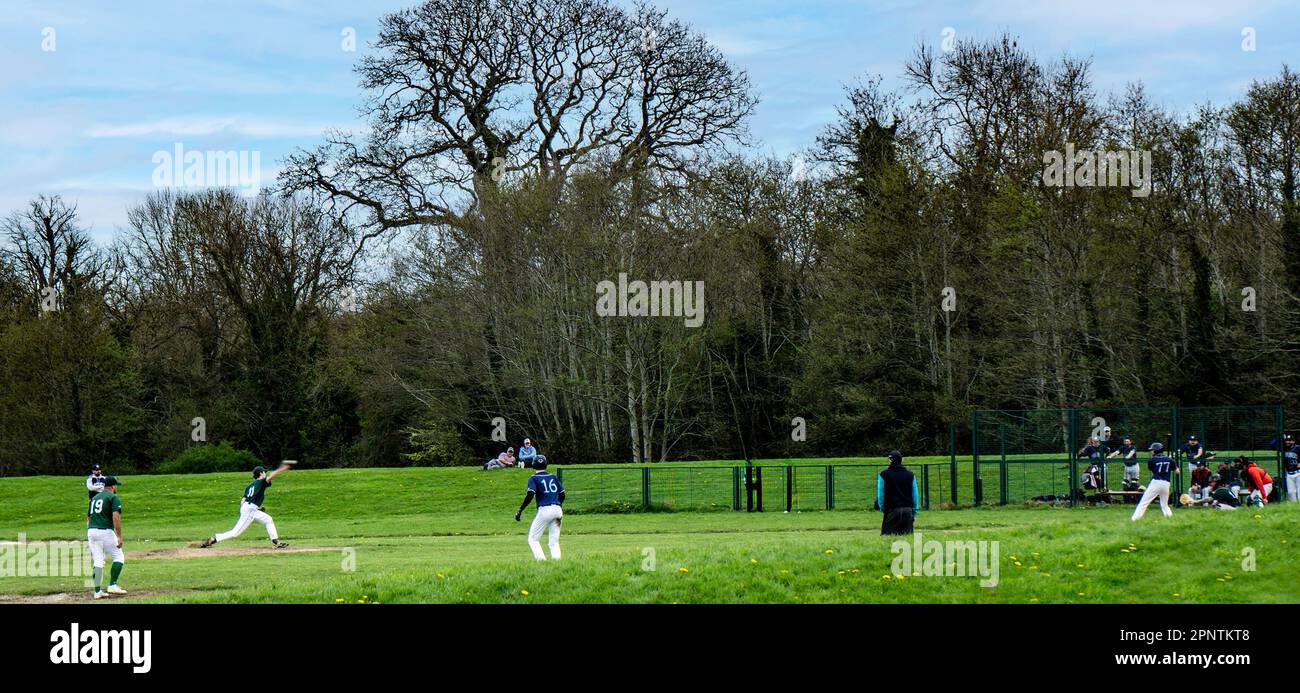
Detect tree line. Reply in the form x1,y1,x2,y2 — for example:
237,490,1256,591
2,0,1298,475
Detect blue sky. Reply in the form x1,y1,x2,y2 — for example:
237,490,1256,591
2,0,1297,240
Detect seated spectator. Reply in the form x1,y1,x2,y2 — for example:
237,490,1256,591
1217,462,1241,497
1078,437,1106,488
1189,464,1213,499
518,438,538,468
483,449,518,471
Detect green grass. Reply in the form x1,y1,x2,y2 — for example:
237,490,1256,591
0,465,1295,603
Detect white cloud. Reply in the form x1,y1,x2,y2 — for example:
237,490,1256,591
85,117,355,139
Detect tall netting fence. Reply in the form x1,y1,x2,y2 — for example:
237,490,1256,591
972,406,1282,506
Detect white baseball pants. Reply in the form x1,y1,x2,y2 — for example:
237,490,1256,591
528,505,563,560
1131,479,1172,520
1287,472,1300,502
86,527,123,568
215,500,278,543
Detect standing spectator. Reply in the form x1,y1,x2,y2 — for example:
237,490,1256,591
1108,437,1140,489
1282,433,1300,502
1238,456,1274,505
1180,434,1207,477
518,438,538,469
86,463,106,500
1132,442,1175,521
1078,437,1105,487
877,450,918,536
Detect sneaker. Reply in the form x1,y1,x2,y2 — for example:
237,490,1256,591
93,591,105,600
106,584,127,595
272,540,289,549
198,536,216,548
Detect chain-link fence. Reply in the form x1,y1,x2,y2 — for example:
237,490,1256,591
558,462,956,513
971,406,1283,505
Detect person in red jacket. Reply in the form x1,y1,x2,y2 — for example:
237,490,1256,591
1237,456,1273,505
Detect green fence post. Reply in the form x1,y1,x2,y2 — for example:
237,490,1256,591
825,465,834,510
732,466,741,511
972,411,982,505
1277,404,1285,481
641,467,650,508
999,422,1008,505
949,422,958,506
1171,406,1181,503
785,466,794,512
756,467,764,512
923,464,931,510
1068,411,1078,508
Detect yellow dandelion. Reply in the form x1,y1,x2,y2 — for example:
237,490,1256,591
750,559,758,565
824,549,834,555
334,598,345,603
678,567,689,573
882,575,892,580
521,590,529,596
1076,564,1085,568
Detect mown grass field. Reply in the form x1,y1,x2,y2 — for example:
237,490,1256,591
0,463,1296,604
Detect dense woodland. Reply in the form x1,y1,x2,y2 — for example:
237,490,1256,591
2,0,1299,475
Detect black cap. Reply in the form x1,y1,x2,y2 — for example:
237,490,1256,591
533,455,548,470
91,463,101,471
887,450,903,464
252,465,266,477
1285,433,1294,441
101,476,119,487
1188,434,1197,440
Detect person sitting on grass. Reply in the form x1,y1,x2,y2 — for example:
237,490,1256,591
483,449,518,471
518,438,538,468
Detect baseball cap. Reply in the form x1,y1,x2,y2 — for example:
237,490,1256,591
887,450,903,463
252,465,266,477
91,463,101,471
101,476,119,487
533,455,548,469
1285,433,1294,441
1188,434,1198,441
1147,442,1164,452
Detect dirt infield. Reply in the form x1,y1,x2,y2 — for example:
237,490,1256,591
0,589,196,604
134,545,332,560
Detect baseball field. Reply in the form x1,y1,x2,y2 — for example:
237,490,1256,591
1,462,1296,604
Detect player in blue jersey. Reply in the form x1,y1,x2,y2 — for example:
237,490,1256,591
514,455,565,560
1132,442,1176,520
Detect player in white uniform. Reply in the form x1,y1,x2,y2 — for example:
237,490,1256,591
198,463,292,548
514,456,565,560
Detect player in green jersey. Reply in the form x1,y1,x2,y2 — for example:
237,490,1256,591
198,462,293,549
86,476,126,599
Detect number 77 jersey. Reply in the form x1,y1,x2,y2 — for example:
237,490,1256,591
528,472,564,508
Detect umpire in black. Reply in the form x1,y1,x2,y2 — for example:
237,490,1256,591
877,450,918,535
